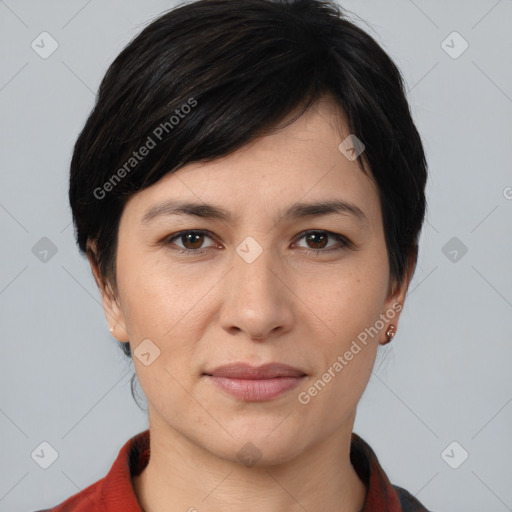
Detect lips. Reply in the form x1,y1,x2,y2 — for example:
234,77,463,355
204,362,306,379
203,363,307,401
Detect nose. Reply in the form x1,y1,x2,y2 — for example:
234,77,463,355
219,239,295,341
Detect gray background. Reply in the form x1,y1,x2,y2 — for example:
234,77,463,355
1,1,511,511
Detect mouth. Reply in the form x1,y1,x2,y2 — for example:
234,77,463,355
203,363,307,401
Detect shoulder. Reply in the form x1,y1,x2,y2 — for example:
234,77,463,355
392,484,436,512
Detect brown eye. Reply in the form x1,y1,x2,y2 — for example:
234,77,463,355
180,232,206,250
305,232,328,249
295,230,351,253
165,230,217,254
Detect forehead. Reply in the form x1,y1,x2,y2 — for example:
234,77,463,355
121,98,380,230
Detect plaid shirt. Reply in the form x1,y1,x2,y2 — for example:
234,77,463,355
36,430,434,512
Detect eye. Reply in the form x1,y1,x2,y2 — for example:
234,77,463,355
164,230,218,255
294,230,352,253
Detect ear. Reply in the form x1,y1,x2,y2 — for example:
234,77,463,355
380,247,418,345
86,240,130,343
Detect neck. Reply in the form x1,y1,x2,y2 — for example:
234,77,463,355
132,413,367,512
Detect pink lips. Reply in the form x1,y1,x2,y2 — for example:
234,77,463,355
204,363,306,401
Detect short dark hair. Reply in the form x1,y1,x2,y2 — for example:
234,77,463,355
70,0,427,364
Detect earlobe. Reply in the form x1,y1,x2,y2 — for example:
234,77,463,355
380,250,417,344
102,293,130,342
86,240,130,342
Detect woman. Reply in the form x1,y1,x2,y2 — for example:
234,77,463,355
38,0,434,510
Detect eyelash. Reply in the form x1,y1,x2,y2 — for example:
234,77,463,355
163,229,352,256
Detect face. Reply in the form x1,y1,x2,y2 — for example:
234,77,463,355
92,96,413,465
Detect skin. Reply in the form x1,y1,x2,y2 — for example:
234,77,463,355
89,95,415,512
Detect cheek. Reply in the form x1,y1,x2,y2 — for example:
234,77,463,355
116,251,182,328
301,258,389,343
120,269,206,401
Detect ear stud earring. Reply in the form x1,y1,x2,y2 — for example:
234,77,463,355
383,324,396,345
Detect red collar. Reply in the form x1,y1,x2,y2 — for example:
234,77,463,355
43,430,429,511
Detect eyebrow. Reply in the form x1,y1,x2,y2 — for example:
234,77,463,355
141,199,369,225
